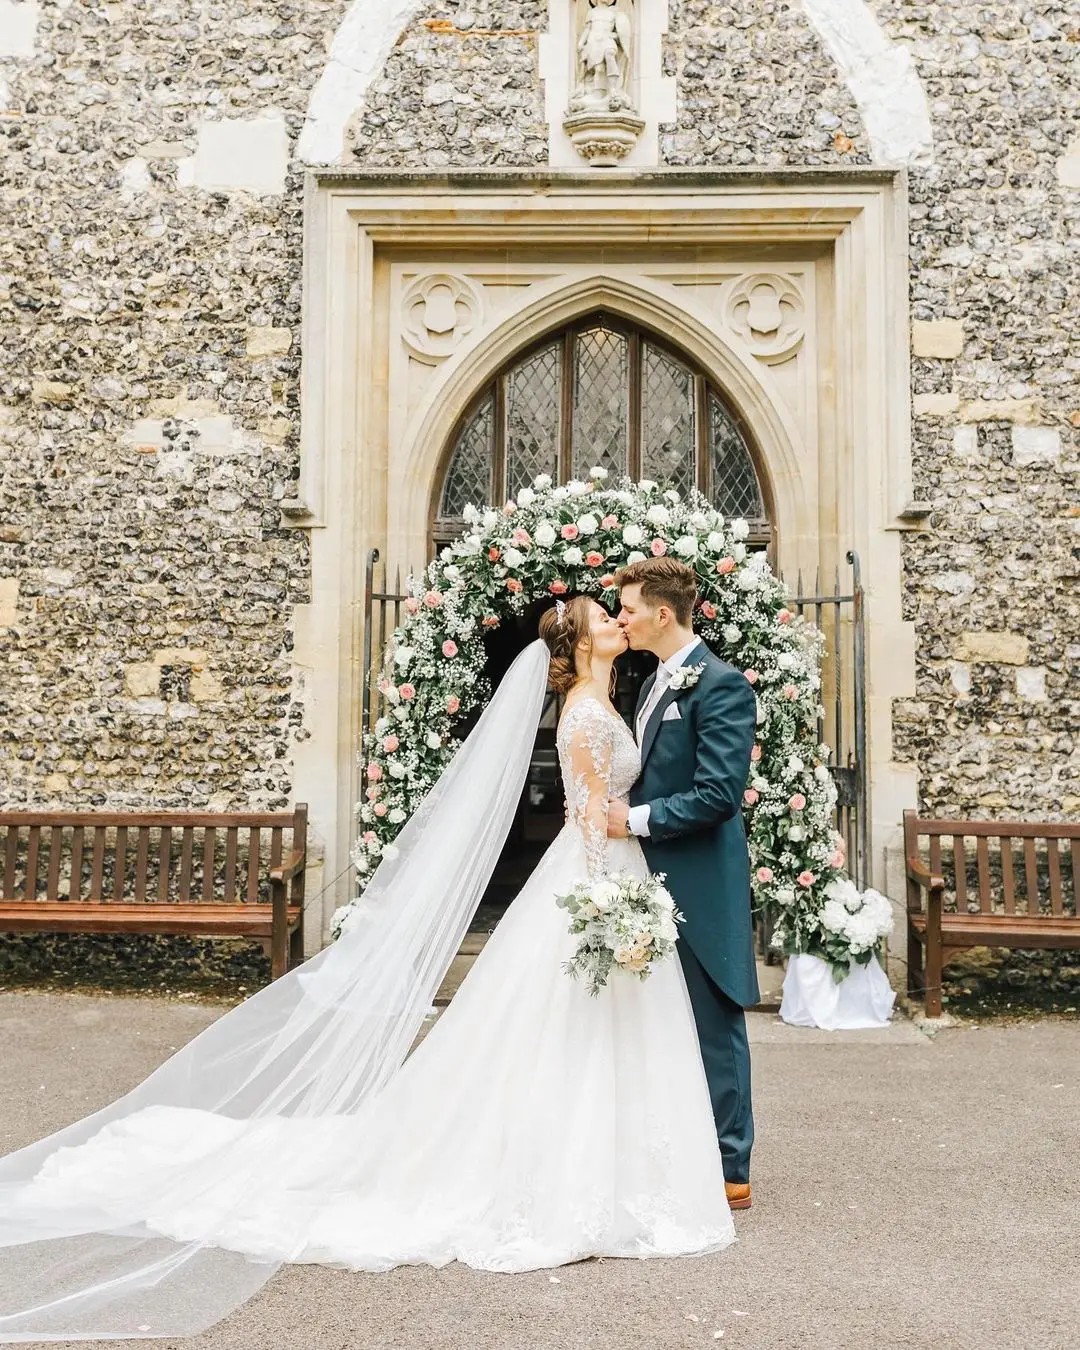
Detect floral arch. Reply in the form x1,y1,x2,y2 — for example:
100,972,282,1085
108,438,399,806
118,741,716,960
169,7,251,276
339,473,892,976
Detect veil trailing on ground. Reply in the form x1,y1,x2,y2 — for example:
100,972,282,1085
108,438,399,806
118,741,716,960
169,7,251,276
0,640,551,1343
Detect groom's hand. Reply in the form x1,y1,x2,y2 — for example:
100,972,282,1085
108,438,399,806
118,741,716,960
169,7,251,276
606,800,630,838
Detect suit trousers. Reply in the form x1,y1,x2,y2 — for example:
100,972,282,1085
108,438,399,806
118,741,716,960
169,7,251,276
676,939,754,1183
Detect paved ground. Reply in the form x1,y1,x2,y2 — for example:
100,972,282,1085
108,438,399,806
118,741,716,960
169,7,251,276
1,990,1077,1350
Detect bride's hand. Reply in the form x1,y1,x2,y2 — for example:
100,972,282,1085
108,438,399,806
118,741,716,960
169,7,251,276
606,800,629,838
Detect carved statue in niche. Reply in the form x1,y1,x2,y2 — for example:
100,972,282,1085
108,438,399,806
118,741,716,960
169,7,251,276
564,0,644,166
570,0,634,113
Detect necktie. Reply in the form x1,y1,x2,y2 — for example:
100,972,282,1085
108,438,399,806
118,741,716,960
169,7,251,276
636,664,671,743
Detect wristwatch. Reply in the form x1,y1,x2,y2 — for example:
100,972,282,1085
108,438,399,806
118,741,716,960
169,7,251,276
624,815,634,837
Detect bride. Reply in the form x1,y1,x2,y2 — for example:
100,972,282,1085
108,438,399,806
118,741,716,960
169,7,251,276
0,597,734,1343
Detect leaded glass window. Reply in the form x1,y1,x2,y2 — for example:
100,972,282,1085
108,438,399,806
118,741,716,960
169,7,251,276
433,315,769,548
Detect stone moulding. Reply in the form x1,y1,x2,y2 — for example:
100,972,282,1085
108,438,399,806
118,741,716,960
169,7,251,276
562,110,646,166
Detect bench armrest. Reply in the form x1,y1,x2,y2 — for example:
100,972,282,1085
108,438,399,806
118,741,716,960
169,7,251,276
905,855,945,896
269,850,306,883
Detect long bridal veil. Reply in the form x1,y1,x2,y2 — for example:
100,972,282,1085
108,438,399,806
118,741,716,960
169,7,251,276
0,639,551,1343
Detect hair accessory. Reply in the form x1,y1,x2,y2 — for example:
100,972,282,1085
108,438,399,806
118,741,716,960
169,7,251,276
554,598,566,623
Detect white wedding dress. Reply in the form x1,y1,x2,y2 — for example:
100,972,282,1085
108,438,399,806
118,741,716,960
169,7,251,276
9,699,734,1278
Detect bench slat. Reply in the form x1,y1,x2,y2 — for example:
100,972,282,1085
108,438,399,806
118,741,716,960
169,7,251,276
3,825,18,899
907,818,1080,840
1047,840,1063,917
202,827,217,903
0,902,302,938
158,826,172,903
70,826,85,903
975,836,991,913
953,835,967,912
0,811,297,828
179,827,194,903
1001,836,1015,915
46,826,62,898
24,826,40,902
90,826,107,901
224,827,239,902
1022,837,1040,917
1072,841,1080,914
908,912,1080,948
134,827,150,904
929,835,941,889
246,827,260,903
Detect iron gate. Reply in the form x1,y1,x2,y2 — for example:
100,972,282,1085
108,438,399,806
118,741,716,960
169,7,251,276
362,547,868,905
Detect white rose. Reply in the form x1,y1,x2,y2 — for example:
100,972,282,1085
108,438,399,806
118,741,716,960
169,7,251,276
736,569,758,591
645,503,670,527
704,531,725,554
819,898,849,934
534,473,552,490
787,824,806,843
384,684,401,705
690,512,710,531
425,731,442,749
653,885,675,912
614,490,636,507
439,547,454,562
381,844,400,863
552,485,569,502
482,509,499,531
534,521,557,547
731,518,750,540
392,705,409,721
591,880,619,911
814,764,830,783
622,523,645,546
788,755,805,773
388,760,406,779
393,647,414,670
638,479,657,493
589,465,609,480
576,513,599,536
503,546,524,568
674,534,699,558
663,489,681,504
626,551,647,564
463,504,480,525
777,651,797,670
375,716,390,735
722,624,741,645
658,914,678,943
776,886,796,907
565,479,588,496
388,807,406,824
517,486,535,506
442,565,462,584
562,546,583,566
458,534,482,556
733,542,747,563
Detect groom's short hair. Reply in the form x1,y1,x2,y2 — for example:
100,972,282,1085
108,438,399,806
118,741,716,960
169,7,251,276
614,557,697,626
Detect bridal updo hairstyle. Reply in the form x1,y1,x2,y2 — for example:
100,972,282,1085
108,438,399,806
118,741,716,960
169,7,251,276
611,557,697,626
538,595,594,695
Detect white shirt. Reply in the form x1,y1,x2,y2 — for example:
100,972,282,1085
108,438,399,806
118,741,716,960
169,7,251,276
628,637,703,838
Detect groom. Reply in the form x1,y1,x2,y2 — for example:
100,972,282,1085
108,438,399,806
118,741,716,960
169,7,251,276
608,557,759,1210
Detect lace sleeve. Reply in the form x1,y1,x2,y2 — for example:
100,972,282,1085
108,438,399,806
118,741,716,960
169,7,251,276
562,703,617,880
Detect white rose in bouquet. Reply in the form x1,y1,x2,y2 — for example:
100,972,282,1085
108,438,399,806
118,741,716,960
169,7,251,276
576,513,599,536
563,546,584,566
622,523,645,546
663,489,681,504
819,897,850,934
591,879,620,911
534,521,557,547
393,646,414,670
482,509,500,531
503,546,524,568
723,625,742,644
517,486,536,506
534,473,553,489
589,465,609,480
627,551,647,563
645,503,670,527
566,479,588,496
690,511,710,531
706,531,726,554
731,518,750,540
652,884,675,912
674,535,699,558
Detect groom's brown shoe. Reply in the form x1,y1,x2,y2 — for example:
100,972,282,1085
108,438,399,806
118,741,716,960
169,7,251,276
725,1182,752,1210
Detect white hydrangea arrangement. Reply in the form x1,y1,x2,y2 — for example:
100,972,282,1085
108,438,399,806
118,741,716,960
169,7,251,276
335,469,893,978
556,870,683,996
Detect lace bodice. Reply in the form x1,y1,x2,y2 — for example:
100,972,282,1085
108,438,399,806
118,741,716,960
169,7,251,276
556,697,641,879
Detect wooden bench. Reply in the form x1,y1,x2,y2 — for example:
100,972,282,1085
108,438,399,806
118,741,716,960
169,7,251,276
904,810,1079,1016
0,805,308,980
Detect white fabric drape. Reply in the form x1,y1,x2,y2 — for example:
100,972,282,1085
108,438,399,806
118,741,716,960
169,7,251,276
779,953,896,1030
0,640,551,1343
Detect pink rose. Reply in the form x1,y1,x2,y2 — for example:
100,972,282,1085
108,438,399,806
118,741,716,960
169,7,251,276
601,514,619,529
512,528,531,546
744,668,759,684
829,849,846,869
363,831,377,845
548,579,568,595
750,744,762,762
506,578,523,594
445,694,460,714
784,683,798,700
561,523,579,540
442,640,458,659
423,590,443,608
797,870,816,888
743,788,759,806
366,763,383,782
789,793,806,812
399,683,415,700
756,866,774,884
700,600,717,620
365,785,380,802
716,557,736,575
650,538,667,556
777,608,792,624
373,802,387,817
382,735,399,754
503,501,516,514
585,551,604,567
482,615,500,628
600,573,616,589
488,547,501,562
404,597,420,615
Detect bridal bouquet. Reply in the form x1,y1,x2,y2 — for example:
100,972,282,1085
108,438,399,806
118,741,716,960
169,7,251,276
556,871,684,996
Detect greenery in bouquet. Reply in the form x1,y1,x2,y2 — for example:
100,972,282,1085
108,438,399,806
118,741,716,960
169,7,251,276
556,870,684,996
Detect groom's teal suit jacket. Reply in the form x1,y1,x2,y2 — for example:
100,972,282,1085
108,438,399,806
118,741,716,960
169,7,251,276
630,640,760,1009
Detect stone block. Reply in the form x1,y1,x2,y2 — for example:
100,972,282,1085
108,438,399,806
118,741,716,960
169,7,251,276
1011,426,1061,467
190,669,224,702
152,647,208,666
1015,667,1047,702
949,662,971,696
31,381,76,404
952,426,978,457
959,399,1040,424
1057,137,1080,188
0,1,39,58
245,327,293,357
0,577,18,626
124,664,161,698
913,391,960,416
177,112,289,196
912,320,964,359
954,632,1030,665
259,415,294,442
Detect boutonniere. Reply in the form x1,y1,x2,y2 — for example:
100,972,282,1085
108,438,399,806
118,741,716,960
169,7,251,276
668,661,706,691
